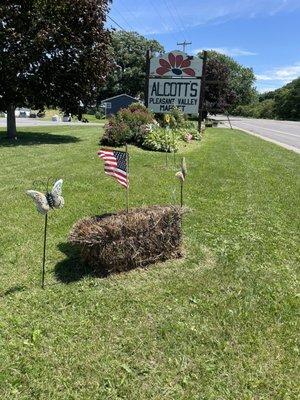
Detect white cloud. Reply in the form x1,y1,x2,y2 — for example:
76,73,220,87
256,62,300,83
109,0,300,36
193,47,257,57
256,85,280,93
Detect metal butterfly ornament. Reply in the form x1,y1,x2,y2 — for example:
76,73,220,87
26,179,64,215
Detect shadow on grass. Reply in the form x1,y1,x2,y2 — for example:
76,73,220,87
55,243,108,284
0,131,81,146
0,285,27,297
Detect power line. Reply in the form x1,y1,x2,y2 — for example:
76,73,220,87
171,1,190,40
107,15,126,31
119,0,139,32
112,6,135,32
148,0,178,46
162,0,184,41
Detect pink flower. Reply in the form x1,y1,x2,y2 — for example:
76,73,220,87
185,133,193,142
156,53,196,77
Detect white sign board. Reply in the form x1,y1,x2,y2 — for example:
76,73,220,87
148,78,201,114
150,50,203,78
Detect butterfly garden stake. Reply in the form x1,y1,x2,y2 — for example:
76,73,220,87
26,178,64,288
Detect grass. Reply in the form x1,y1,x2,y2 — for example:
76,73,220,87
0,125,299,399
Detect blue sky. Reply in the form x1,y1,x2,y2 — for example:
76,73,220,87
108,0,300,92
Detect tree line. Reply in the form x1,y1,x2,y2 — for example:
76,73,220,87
232,78,300,120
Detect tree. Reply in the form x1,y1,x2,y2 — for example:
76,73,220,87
274,78,300,120
99,31,164,101
198,50,256,115
0,0,112,140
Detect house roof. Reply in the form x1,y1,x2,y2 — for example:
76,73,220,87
101,94,139,103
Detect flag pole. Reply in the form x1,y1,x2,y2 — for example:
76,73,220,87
125,144,129,212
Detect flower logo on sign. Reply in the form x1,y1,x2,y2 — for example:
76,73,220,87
156,53,196,77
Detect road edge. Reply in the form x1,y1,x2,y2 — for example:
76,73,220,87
223,123,300,154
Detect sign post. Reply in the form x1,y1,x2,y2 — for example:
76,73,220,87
198,50,207,133
144,49,151,108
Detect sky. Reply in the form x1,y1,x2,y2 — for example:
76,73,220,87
108,0,300,93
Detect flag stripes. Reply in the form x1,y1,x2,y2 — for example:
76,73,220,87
98,149,129,188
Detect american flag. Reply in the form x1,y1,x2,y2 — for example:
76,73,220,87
97,149,129,188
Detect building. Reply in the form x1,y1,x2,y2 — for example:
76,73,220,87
100,94,140,116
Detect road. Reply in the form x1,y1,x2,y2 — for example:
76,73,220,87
213,116,300,153
0,117,103,127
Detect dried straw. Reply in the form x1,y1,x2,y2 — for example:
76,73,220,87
68,205,185,274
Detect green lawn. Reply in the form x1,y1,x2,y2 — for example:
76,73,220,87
0,126,299,399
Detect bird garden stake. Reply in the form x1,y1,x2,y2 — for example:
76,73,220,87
164,114,171,168
26,178,64,288
175,157,187,207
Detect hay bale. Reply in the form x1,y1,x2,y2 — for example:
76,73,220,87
68,205,184,274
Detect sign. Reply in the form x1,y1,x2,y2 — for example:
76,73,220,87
148,78,201,114
150,50,203,78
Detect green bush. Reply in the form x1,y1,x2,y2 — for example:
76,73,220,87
100,103,154,146
142,127,179,152
156,107,187,129
127,103,148,113
116,107,154,141
177,127,202,142
95,110,104,119
101,118,132,146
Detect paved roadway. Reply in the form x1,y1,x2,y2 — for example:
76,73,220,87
0,117,103,127
213,116,300,153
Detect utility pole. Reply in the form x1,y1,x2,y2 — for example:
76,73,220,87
177,40,192,53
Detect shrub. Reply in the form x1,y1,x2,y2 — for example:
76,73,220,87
101,103,155,147
128,102,148,113
101,118,132,146
170,107,186,128
95,110,104,119
142,127,180,152
155,107,187,129
177,126,201,142
117,108,154,138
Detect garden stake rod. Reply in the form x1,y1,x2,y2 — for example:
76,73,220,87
165,129,169,168
41,213,48,289
41,177,53,289
180,180,184,207
172,129,176,167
